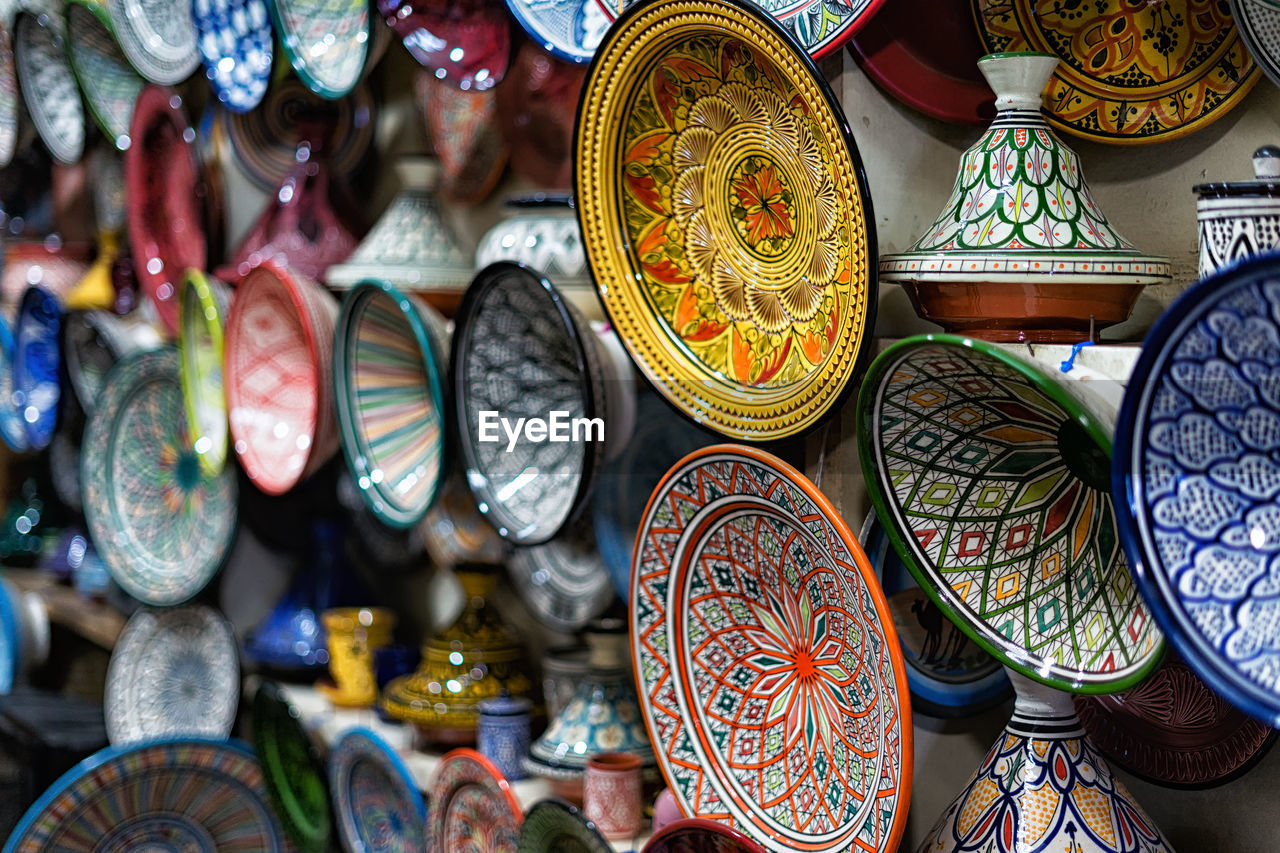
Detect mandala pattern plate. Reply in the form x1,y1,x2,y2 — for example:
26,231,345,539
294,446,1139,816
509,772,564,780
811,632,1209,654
328,728,428,853
429,748,523,852
576,0,876,441
104,605,239,745
2,738,293,853
1114,253,1280,725
179,270,230,476
974,0,1259,144
13,9,84,165
65,0,143,150
632,446,910,853
518,800,611,853
106,0,201,83
253,681,332,853
1234,0,1280,89
644,819,767,853
268,0,368,98
13,286,61,451
193,0,273,112
81,348,237,606
858,336,1164,693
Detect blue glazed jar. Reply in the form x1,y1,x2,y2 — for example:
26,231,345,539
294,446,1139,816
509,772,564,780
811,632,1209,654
477,693,533,782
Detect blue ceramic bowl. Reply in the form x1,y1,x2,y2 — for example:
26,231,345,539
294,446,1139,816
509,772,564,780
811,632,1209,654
14,286,62,451
192,0,273,113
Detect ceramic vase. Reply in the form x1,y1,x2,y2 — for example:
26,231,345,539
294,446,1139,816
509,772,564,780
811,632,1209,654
584,752,644,841
1195,145,1280,278
319,607,395,708
477,693,532,782
880,53,1170,343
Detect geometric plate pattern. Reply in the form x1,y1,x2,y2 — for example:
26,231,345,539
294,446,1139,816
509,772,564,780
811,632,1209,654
632,446,909,853
858,336,1163,694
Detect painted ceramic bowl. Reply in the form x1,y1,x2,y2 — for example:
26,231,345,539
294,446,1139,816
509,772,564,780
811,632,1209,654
0,12,19,169
328,728,428,853
379,0,511,90
0,576,50,691
1235,0,1280,90
64,0,143,150
252,680,333,853
268,0,369,98
0,314,25,452
879,53,1171,342
105,0,200,83
507,517,614,633
178,270,231,476
62,309,163,415
81,348,238,605
644,819,768,853
125,86,205,335
518,800,612,853
192,0,273,112
13,5,84,164
13,286,62,451
415,68,508,206
225,260,341,495
428,748,523,852
494,43,584,187
1194,145,1280,279
576,0,876,441
334,278,450,528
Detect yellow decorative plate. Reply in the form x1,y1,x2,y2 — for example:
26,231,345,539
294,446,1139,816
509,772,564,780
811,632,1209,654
575,0,876,441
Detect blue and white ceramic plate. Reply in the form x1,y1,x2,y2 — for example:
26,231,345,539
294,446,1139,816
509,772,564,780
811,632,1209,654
192,0,273,112
0,314,27,453
0,577,20,693
503,0,613,63
1116,251,1280,726
14,286,61,451
328,728,428,853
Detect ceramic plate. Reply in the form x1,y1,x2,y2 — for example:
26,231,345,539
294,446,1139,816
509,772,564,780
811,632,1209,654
104,605,239,745
632,445,910,853
378,0,511,89
62,309,162,415
126,86,205,335
3,739,291,852
193,0,273,112
452,262,600,545
1076,655,1277,789
508,517,614,632
0,14,18,168
65,0,143,150
253,680,332,853
0,315,24,453
576,0,876,441
179,270,230,476
518,800,611,853
503,0,613,63
846,0,993,125
81,347,237,606
13,8,83,165
859,335,1164,692
859,512,1011,718
429,748,523,852
1114,253,1280,724
0,576,18,692
416,70,508,206
644,819,767,853
334,279,449,528
974,0,1259,144
14,286,61,451
329,728,428,853
1234,0,1280,89
268,0,368,98
105,0,200,83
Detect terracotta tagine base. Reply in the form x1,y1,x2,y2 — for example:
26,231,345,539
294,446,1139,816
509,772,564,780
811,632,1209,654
903,280,1145,342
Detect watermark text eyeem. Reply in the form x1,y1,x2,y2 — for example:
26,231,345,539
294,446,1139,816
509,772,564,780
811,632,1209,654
477,411,604,452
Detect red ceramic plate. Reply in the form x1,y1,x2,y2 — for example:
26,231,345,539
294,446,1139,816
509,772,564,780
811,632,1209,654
847,0,993,125
125,86,205,335
644,819,767,853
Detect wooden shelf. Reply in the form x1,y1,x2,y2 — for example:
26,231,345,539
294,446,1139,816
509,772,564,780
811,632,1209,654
2,570,124,651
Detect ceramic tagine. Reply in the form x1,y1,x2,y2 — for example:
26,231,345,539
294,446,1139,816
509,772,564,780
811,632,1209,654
1194,144,1280,278
880,53,1170,342
381,564,533,745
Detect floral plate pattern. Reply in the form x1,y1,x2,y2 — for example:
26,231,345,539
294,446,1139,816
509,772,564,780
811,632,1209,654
429,748,523,852
328,728,429,853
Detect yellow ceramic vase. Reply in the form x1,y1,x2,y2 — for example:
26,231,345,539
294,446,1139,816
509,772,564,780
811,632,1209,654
320,607,396,708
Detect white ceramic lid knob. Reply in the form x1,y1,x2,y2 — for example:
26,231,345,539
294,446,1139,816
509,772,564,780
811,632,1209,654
979,52,1059,111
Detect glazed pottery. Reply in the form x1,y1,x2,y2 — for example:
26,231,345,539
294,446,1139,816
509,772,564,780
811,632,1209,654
252,680,332,853
126,86,205,335
178,270,230,476
2,739,292,852
519,800,612,853
541,644,590,720
858,335,1163,692
192,0,273,112
320,606,395,708
652,788,682,835
477,693,533,782
82,348,237,605
381,565,533,744
1076,655,1277,789
64,0,143,149
879,54,1171,342
0,12,18,168
268,0,368,98
328,728,428,853
0,576,50,693
526,619,657,800
333,277,451,527
415,68,508,205
0,241,92,316
502,0,611,63
378,0,511,89
507,517,614,632
0,578,18,693
1194,145,1280,278
243,566,332,671
62,308,163,415
13,285,61,450
13,4,84,165
974,0,1258,143
495,43,584,187
584,752,643,840
576,0,876,441
428,748,523,852
0,315,23,452
632,445,910,853
1114,252,1280,725
1234,0,1280,89
105,0,200,83
644,819,767,853
420,476,511,568
224,260,341,496
104,605,239,745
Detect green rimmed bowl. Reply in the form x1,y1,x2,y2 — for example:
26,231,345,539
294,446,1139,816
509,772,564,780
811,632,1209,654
251,680,332,853
64,0,143,150
178,269,230,476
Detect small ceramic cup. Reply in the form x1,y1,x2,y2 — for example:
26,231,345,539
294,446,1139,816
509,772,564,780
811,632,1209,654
476,694,532,782
583,751,643,840
319,607,395,708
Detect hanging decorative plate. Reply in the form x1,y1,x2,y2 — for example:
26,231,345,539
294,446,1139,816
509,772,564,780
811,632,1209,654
225,77,375,191
508,517,615,632
333,278,450,528
858,335,1164,693
502,0,612,64
179,269,230,476
1114,252,1280,725
0,11,20,168
1076,655,1277,789
377,0,511,89
2,739,293,853
126,86,205,336
104,605,239,745
973,0,1260,144
14,286,61,451
416,69,508,206
1234,0,1280,89
268,0,368,99
0,575,19,693
846,0,993,125
13,6,84,165
859,512,1011,718
518,800,611,853
0,314,24,453
62,308,163,415
105,0,200,83
633,445,911,853
576,0,876,441
192,0,273,112
428,748,523,853
329,728,428,853
65,0,143,150
81,347,238,606
644,819,768,853
253,680,333,853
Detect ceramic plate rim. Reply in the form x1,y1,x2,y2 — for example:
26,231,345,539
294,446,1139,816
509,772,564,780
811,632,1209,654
430,747,524,848
265,0,368,99
518,798,613,853
0,577,19,692
178,268,229,477
328,727,428,849
64,0,139,149
252,680,332,852
0,309,27,453
645,817,769,853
